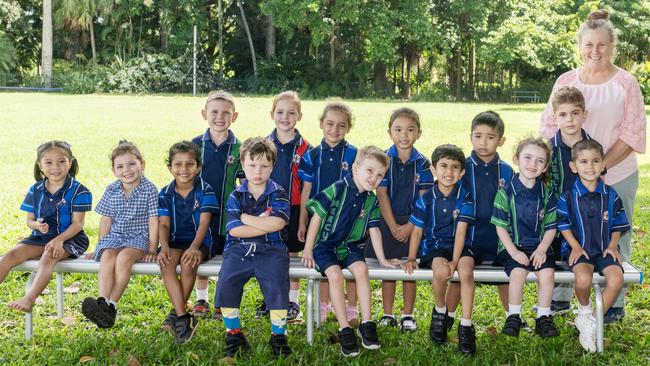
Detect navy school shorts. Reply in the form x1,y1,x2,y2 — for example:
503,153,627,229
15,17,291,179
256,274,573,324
570,252,622,276
419,246,479,269
498,247,555,277
20,231,89,259
313,242,365,277
286,205,305,253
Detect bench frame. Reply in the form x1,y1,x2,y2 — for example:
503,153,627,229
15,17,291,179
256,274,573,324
10,257,642,354
511,90,541,103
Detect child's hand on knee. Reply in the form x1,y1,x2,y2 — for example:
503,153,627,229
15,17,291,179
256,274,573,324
181,248,203,268
157,247,170,267
510,249,529,266
603,247,622,263
568,248,589,265
530,248,547,269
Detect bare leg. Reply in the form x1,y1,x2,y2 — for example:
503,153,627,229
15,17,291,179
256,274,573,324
457,257,476,320
432,258,452,309
194,276,209,300
402,281,416,315
497,284,509,311
324,266,349,329
0,244,44,283
446,283,461,314
160,249,186,315
289,251,301,293
180,262,200,304
346,279,357,308
508,268,528,306
348,262,371,321
573,264,593,307
97,249,118,299
381,280,396,315
536,268,554,309
320,280,330,305
601,266,624,313
9,249,69,312
109,248,144,302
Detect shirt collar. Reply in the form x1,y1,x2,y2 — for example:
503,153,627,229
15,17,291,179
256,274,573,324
574,177,607,197
164,177,205,196
552,128,591,149
109,175,151,193
202,129,236,146
236,178,280,198
269,129,302,146
387,145,421,164
511,174,542,196
320,139,348,151
431,182,459,199
35,175,74,196
469,150,500,167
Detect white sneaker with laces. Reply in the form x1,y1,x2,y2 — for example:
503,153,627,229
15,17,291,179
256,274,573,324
575,313,597,353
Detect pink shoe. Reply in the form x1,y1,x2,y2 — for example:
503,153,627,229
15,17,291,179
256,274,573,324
319,302,332,323
346,304,358,325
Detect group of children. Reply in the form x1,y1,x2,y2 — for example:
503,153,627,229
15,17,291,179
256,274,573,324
0,86,629,357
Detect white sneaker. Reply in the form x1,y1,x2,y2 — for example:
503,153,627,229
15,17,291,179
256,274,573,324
400,315,417,332
575,313,597,353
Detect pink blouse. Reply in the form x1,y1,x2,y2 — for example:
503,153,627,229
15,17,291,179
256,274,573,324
540,67,647,185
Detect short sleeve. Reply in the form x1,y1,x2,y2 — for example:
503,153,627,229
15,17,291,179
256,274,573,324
306,182,336,218
409,192,429,228
542,192,557,231
417,159,434,190
367,198,381,228
225,192,243,232
71,184,92,212
199,186,219,214
610,191,630,233
298,151,315,183
556,192,572,232
617,74,647,153
146,186,159,218
490,188,511,229
379,161,391,188
95,187,115,217
456,190,475,224
20,184,37,213
158,189,170,217
268,187,290,223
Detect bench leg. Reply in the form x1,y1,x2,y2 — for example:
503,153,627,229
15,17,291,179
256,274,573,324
24,272,36,340
306,278,314,345
594,284,604,353
314,279,321,328
56,272,64,318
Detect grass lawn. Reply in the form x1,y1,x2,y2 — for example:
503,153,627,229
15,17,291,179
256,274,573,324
0,93,648,365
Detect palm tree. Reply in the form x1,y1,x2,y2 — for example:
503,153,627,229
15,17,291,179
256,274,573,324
42,0,53,86
55,0,97,63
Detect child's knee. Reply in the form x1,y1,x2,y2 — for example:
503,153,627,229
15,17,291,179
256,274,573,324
606,270,624,289
326,269,344,284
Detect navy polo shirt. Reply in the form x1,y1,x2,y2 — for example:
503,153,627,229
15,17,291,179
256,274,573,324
306,175,380,249
225,179,290,247
158,177,219,245
20,175,92,240
192,129,245,236
268,129,311,205
557,178,629,258
491,175,557,252
462,151,514,257
549,129,592,198
409,183,475,257
380,145,434,217
298,139,357,198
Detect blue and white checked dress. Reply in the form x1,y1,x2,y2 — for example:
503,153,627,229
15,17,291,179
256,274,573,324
94,175,158,260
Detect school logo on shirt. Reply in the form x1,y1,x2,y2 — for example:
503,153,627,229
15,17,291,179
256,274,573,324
538,209,545,220
603,211,609,222
341,161,349,171
56,198,67,208
415,173,420,184
259,207,273,217
226,155,236,165
193,199,200,211
292,154,301,165
499,178,506,188
359,209,366,218
453,209,460,219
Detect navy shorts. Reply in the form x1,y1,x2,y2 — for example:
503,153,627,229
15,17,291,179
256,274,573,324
365,215,410,259
168,240,209,261
314,243,365,277
570,253,622,276
214,242,289,310
419,246,477,269
20,231,89,259
550,235,563,261
286,205,305,253
499,248,555,277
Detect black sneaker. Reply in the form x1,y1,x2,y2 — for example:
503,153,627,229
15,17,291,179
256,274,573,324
535,315,559,338
458,323,477,355
175,313,199,344
255,301,269,318
429,309,448,344
161,309,177,334
225,332,251,357
82,297,116,329
379,315,398,327
502,314,524,337
339,327,359,357
604,307,626,324
269,334,292,357
357,321,381,349
550,301,571,315
446,314,455,332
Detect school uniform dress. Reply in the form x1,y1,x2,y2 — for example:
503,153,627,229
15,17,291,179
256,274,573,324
365,145,433,259
409,183,475,268
214,179,290,310
158,177,219,259
462,152,514,263
268,129,311,252
19,175,92,258
557,178,630,274
298,139,357,199
490,175,557,276
94,176,158,260
306,175,380,276
192,129,245,255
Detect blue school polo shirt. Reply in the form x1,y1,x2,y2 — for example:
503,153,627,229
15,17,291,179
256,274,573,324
192,129,245,236
158,177,219,245
491,175,557,252
306,175,380,249
268,129,311,206
549,128,591,198
298,139,357,198
557,178,629,258
20,175,92,240
225,179,290,248
462,151,514,258
409,183,475,257
381,145,434,217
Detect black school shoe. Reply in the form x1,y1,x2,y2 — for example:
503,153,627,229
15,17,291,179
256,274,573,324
457,323,477,355
225,332,251,357
357,321,381,349
535,315,560,338
338,327,360,357
161,309,177,334
446,314,455,332
502,314,524,337
175,313,199,344
429,309,448,344
269,334,292,357
82,297,116,329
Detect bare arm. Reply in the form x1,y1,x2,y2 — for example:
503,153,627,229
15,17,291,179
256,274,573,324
368,227,396,268
240,214,286,233
158,216,171,248
229,225,268,238
496,226,529,266
301,214,323,268
297,181,312,242
404,226,423,274
451,221,468,265
98,215,112,240
604,139,634,171
377,187,397,229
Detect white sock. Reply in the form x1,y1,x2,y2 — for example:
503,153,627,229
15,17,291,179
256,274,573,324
435,305,447,314
196,288,208,302
537,306,551,318
447,311,456,318
578,302,593,315
460,318,472,326
107,299,117,309
289,290,299,303
401,313,413,319
508,304,521,315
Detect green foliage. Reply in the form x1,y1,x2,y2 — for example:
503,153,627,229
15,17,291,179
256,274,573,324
52,60,109,93
630,62,650,104
0,31,17,72
102,53,187,93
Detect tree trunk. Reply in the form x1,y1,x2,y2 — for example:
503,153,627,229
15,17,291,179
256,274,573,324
372,62,388,96
42,0,53,87
455,47,462,99
265,14,275,59
468,39,475,99
237,0,256,76
89,19,96,63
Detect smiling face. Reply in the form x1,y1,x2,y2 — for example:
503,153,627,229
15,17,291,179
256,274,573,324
169,152,200,186
470,124,505,162
389,116,421,151
580,27,614,71
202,99,238,134
570,148,604,185
555,103,587,137
320,110,350,146
514,144,548,181
113,153,144,186
242,153,274,187
352,157,387,193
272,99,302,133
432,157,464,190
38,148,72,184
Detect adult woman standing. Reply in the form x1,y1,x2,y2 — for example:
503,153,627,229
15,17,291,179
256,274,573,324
539,9,646,322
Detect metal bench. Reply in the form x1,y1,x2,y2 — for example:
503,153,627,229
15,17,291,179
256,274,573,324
9,257,643,353
0,86,63,92
511,90,541,103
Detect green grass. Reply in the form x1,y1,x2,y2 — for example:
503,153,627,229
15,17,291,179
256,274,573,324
0,93,648,365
